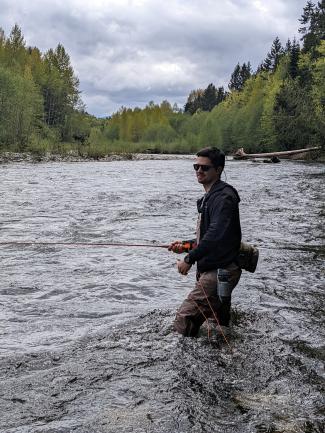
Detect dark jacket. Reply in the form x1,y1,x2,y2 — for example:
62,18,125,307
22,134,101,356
187,180,241,272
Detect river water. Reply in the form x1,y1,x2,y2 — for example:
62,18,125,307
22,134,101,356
0,158,324,433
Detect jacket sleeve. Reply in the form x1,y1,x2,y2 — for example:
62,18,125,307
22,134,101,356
187,192,237,264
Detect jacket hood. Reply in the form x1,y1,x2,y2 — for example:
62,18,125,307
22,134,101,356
197,180,240,212
208,180,240,202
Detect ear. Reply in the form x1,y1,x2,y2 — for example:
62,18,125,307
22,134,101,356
216,166,223,177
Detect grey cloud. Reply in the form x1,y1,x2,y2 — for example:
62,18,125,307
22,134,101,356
0,0,307,116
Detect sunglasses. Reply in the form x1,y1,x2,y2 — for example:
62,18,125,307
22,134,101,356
193,164,214,172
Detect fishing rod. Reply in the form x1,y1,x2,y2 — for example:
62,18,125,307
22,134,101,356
1,240,305,253
0,241,170,249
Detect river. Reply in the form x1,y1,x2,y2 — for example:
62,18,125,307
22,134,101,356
0,158,324,433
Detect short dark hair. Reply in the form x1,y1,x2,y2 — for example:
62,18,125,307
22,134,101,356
196,147,225,169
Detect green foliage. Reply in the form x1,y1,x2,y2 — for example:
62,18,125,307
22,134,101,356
0,24,83,153
201,76,267,153
143,123,177,143
0,66,42,150
299,0,325,54
62,111,92,143
42,44,81,129
25,134,51,156
302,41,325,148
0,4,323,158
273,79,319,149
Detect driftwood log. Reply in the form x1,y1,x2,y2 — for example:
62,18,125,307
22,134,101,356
233,147,321,160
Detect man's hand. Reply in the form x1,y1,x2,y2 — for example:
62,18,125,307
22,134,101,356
177,259,191,275
168,240,184,253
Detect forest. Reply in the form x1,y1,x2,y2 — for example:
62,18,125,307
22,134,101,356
0,0,324,158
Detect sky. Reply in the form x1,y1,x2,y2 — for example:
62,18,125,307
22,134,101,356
0,0,308,117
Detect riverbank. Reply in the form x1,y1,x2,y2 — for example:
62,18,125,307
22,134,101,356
1,150,324,164
0,152,196,164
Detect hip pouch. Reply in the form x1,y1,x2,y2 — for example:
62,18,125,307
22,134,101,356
237,242,259,273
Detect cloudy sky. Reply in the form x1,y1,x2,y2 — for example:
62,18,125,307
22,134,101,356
1,0,307,117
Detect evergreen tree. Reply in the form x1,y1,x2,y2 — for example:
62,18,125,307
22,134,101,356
270,37,284,70
289,38,301,79
45,44,80,107
314,0,325,47
273,79,318,149
4,24,27,71
262,37,284,72
172,102,180,113
6,24,25,50
184,89,204,114
43,44,81,133
228,63,242,91
240,62,252,83
255,63,263,74
285,38,292,53
229,63,251,91
0,27,5,65
202,83,218,111
261,56,272,72
216,86,227,104
299,2,315,32
0,27,5,46
299,0,325,53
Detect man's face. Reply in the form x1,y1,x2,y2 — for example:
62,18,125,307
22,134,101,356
194,156,220,185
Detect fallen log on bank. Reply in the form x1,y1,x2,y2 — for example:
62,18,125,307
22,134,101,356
233,146,321,160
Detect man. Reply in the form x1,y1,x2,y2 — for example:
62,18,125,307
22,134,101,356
169,147,242,337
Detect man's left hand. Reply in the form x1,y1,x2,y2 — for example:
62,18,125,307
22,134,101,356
177,260,191,275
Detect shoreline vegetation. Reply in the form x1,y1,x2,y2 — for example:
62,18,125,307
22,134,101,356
1,150,323,165
0,2,324,159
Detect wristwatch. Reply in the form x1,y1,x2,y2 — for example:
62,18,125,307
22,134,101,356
184,255,192,265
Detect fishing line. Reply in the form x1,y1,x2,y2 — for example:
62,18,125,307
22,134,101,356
0,241,169,249
188,294,212,341
0,241,305,252
197,280,233,351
